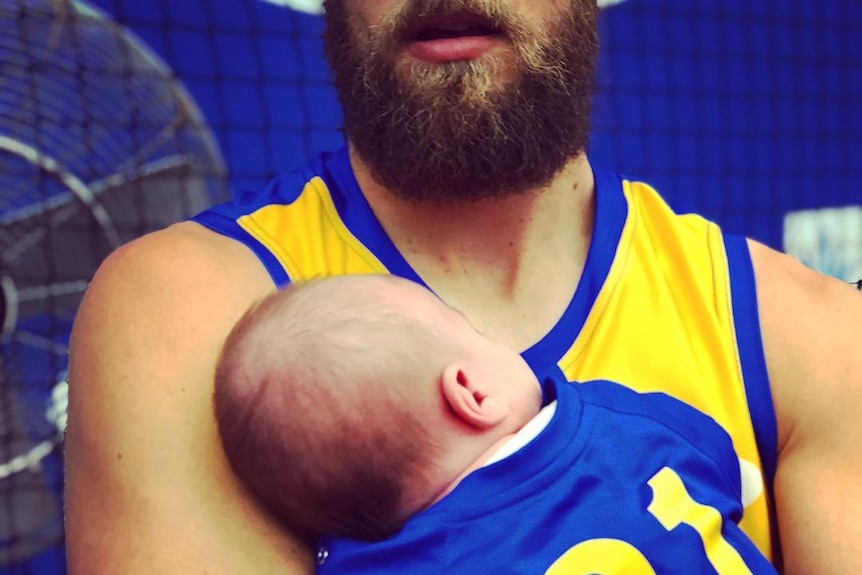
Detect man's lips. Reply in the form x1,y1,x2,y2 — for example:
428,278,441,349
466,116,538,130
403,13,504,63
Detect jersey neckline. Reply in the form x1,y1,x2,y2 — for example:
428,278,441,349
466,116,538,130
321,148,629,373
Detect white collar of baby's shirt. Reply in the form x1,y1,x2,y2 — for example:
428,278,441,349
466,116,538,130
483,400,558,467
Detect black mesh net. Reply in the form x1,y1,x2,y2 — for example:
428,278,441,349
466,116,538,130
1,0,860,572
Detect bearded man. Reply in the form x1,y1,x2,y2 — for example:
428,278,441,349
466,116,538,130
65,1,862,574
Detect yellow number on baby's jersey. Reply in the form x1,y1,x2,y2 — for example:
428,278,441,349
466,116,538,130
545,538,656,574
647,467,753,575
544,467,755,574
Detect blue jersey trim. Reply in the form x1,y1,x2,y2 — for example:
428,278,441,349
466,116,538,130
192,211,289,286
724,234,777,487
522,169,628,367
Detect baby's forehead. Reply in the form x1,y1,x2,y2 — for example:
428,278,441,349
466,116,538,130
313,275,454,329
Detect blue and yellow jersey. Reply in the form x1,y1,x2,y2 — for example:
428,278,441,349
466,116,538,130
192,147,776,560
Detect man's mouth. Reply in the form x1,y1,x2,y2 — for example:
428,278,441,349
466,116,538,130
409,15,503,42
403,13,504,62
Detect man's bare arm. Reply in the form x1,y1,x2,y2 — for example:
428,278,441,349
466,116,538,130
751,239,862,573
65,222,314,574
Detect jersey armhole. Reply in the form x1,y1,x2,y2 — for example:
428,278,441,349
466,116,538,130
723,234,778,488
192,211,289,286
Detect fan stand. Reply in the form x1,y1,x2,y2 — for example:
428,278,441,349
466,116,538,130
0,0,228,567
0,269,65,565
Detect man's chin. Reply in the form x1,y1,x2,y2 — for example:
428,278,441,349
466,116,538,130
326,0,598,205
394,53,519,103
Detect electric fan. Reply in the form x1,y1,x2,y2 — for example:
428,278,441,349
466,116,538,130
0,0,228,564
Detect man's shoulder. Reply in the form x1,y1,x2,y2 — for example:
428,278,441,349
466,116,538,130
65,227,312,575
80,222,274,336
748,238,862,451
104,222,270,287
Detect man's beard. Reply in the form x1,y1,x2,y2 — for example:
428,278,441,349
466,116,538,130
323,0,599,203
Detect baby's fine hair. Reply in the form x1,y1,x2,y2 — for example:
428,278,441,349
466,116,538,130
214,276,454,541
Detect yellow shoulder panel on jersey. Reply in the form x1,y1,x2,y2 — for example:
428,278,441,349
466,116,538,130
235,176,388,281
558,179,771,558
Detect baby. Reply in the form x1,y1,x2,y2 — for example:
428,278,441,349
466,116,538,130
215,273,542,541
214,275,776,574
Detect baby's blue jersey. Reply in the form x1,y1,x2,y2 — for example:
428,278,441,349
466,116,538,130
315,377,776,575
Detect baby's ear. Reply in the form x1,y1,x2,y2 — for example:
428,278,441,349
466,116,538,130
440,364,509,429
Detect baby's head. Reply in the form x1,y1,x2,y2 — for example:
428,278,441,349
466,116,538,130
214,274,541,541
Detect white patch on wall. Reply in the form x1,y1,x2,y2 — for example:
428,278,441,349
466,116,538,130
783,206,862,282
258,0,324,15
597,0,631,7
257,0,630,15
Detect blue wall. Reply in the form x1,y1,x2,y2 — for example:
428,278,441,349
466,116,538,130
87,0,862,249
2,0,860,572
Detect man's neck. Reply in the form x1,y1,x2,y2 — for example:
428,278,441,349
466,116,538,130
349,145,596,350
